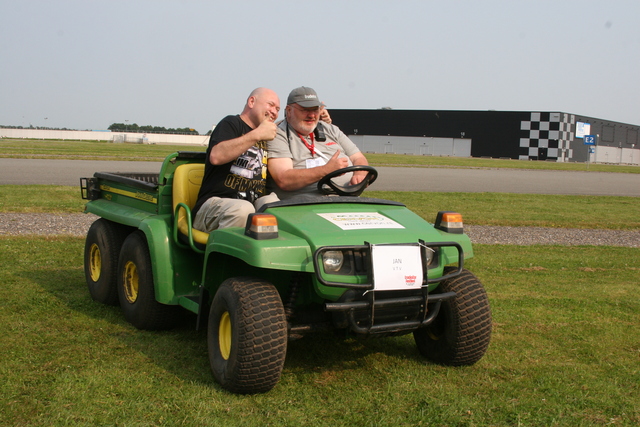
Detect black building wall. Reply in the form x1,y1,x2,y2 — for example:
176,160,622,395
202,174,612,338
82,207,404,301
330,109,639,162
330,109,529,158
571,115,640,162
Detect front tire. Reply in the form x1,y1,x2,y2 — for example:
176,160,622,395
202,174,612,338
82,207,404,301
414,268,492,366
208,277,288,394
117,231,179,330
84,219,129,305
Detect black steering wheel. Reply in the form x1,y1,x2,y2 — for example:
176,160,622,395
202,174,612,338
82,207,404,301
317,165,378,197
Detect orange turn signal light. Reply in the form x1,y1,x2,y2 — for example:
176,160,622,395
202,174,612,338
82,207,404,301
245,213,278,239
434,211,464,234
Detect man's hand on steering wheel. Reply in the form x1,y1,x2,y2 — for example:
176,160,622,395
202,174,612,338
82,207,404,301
350,169,370,185
317,165,378,197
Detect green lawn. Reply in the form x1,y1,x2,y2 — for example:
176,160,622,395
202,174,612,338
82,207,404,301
1,138,638,173
2,185,639,231
0,138,204,161
1,145,638,425
1,237,638,426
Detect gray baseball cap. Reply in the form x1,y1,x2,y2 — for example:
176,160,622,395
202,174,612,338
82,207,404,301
287,86,321,107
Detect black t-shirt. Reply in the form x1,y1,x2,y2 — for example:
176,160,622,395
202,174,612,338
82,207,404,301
192,115,268,217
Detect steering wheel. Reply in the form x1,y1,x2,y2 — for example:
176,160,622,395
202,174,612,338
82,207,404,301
317,165,378,197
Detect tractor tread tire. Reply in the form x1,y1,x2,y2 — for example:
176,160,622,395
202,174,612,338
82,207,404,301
414,267,492,366
208,277,288,394
84,218,130,305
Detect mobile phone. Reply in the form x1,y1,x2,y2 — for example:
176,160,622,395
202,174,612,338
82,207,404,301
315,123,327,141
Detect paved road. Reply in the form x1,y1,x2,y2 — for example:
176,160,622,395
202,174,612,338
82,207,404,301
0,159,162,186
1,158,639,196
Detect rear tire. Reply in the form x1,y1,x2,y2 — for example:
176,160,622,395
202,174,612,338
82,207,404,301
414,268,492,366
84,219,129,305
208,277,288,394
117,231,179,330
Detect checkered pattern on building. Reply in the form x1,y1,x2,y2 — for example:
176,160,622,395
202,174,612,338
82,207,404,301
519,112,574,161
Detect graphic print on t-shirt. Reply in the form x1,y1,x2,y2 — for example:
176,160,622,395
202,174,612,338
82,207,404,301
224,139,268,201
230,146,263,179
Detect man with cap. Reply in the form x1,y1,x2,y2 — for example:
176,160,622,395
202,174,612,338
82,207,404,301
191,87,281,232
267,86,369,199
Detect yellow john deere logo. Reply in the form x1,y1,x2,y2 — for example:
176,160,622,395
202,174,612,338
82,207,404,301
99,184,157,204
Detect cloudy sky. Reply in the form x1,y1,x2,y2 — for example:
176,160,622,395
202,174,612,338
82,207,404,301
1,0,638,134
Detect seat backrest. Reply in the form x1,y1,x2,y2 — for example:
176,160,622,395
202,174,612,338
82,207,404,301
173,163,204,210
172,163,209,246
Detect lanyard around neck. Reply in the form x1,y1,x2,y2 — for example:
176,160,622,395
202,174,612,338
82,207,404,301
296,131,315,156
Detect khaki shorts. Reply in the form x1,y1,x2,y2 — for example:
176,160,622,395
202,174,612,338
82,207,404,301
193,192,279,232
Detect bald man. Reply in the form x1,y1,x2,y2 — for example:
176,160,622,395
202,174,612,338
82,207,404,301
192,88,281,232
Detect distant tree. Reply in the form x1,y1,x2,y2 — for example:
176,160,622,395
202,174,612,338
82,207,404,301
107,123,199,135
1,124,73,131
108,123,126,132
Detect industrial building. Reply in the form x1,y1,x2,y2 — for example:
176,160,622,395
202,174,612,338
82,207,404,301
329,109,640,165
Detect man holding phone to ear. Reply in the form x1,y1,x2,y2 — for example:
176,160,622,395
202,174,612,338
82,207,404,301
267,86,369,200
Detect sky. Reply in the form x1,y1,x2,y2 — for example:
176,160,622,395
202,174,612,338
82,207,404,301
1,0,639,134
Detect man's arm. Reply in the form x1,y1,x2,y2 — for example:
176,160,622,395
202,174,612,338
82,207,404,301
269,151,349,191
210,120,276,165
349,152,369,185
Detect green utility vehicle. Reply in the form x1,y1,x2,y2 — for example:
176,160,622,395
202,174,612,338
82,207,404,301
80,151,491,394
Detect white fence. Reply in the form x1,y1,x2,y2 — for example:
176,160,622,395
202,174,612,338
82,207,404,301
0,128,209,146
349,135,472,157
591,146,640,165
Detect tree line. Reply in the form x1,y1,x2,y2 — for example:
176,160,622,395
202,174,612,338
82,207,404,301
108,123,199,135
1,125,76,131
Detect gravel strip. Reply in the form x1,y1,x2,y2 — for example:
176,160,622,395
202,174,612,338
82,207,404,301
466,225,638,247
0,213,100,236
0,213,638,247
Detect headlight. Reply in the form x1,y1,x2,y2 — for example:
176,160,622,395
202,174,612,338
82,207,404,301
422,245,439,269
425,247,434,266
322,250,344,273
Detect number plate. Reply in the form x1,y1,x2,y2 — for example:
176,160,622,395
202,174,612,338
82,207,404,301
371,244,424,291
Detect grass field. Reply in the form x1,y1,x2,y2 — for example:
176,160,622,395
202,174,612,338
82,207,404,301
1,138,639,173
1,237,638,426
2,185,639,231
1,139,639,425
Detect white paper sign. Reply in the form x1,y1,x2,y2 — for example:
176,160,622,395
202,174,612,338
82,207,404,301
318,212,404,230
576,121,591,138
371,245,424,291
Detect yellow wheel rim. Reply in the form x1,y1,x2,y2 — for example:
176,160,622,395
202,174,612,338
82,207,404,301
89,243,102,282
123,260,139,304
219,311,232,360
427,330,441,341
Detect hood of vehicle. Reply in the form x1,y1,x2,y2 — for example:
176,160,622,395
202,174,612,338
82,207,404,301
268,198,458,251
